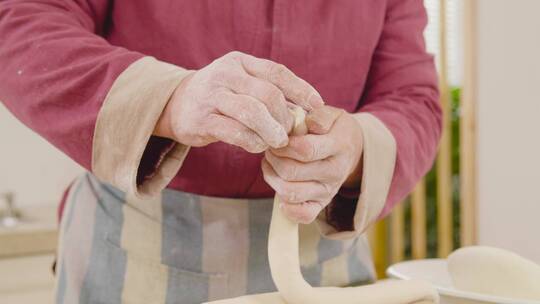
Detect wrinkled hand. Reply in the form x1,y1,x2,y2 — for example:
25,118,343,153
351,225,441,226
262,106,364,224
155,51,324,153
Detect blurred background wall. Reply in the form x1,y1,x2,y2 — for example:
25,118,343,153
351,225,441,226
0,105,82,207
476,0,540,263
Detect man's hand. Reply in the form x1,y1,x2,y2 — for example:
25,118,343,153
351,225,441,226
262,106,364,224
154,51,324,153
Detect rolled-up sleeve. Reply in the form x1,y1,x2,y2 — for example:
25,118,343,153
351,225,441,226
317,0,442,239
92,57,192,198
0,0,192,198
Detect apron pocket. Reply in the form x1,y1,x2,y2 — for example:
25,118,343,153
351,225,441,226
102,236,229,304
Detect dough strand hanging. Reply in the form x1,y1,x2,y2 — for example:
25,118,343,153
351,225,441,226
206,107,439,304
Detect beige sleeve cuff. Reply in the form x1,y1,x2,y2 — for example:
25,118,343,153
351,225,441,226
316,112,397,240
92,57,192,199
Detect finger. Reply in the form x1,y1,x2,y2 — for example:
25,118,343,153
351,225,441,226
238,54,324,111
265,151,341,183
223,73,294,133
270,134,337,162
262,159,330,203
215,92,288,148
280,201,323,224
207,114,268,153
305,106,344,135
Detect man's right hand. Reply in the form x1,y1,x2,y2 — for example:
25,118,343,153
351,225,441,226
154,51,324,153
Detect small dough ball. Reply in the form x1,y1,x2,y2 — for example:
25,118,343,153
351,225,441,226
448,246,540,301
288,105,307,136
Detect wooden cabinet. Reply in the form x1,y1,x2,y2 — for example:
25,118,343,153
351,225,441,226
0,254,55,304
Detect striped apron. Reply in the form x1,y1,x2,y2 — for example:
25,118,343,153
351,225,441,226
55,173,376,304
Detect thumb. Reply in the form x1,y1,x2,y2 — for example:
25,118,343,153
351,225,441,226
280,200,324,224
305,106,344,135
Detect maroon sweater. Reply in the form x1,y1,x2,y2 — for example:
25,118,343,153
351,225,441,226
0,0,441,218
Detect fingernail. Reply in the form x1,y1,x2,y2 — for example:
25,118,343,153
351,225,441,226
256,138,268,150
278,137,288,148
276,128,289,147
309,93,325,107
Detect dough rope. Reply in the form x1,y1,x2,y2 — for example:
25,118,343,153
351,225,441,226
205,108,439,304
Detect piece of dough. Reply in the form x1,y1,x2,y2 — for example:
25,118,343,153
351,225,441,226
205,107,439,304
448,246,540,301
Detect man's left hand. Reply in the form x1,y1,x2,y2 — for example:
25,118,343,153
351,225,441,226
262,106,364,224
